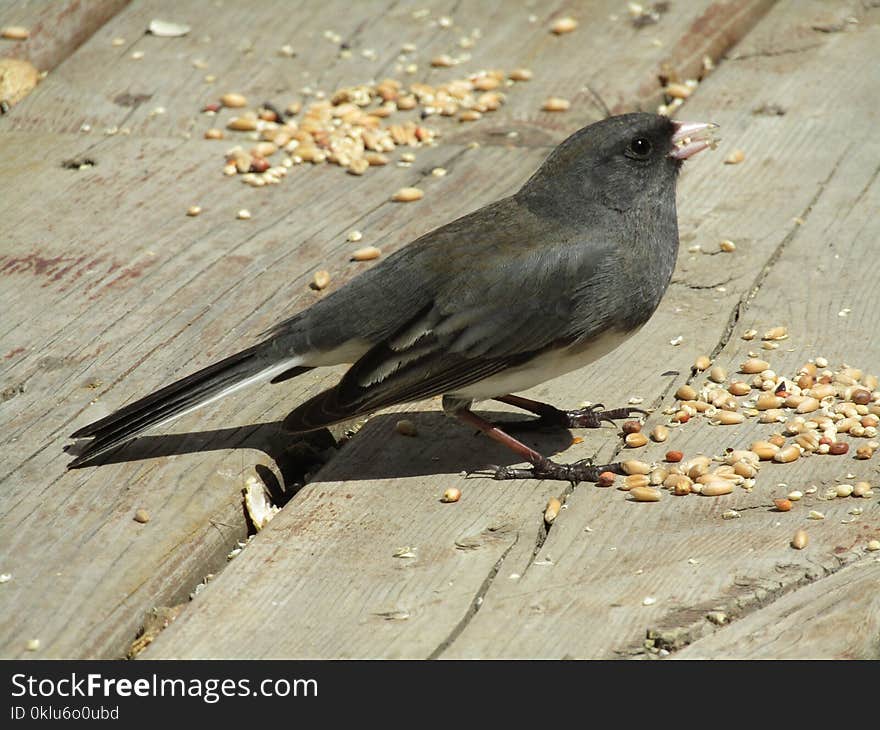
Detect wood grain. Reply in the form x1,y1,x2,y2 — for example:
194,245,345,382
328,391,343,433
145,1,880,658
0,0,771,658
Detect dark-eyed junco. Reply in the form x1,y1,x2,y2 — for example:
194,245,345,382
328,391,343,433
69,112,715,481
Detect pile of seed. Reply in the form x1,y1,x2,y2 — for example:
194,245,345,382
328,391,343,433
607,326,879,502
203,68,530,187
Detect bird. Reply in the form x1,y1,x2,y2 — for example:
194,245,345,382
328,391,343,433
68,112,715,481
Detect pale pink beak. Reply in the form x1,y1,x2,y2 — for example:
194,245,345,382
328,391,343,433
669,121,718,160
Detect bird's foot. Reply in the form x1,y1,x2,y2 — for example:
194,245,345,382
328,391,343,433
481,458,625,485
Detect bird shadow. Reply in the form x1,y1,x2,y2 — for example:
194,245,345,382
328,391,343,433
65,409,605,488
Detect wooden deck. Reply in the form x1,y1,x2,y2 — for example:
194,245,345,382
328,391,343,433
1,0,878,659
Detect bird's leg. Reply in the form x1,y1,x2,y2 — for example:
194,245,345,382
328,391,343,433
455,409,624,484
493,394,647,430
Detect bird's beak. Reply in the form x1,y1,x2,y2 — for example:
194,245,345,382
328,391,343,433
669,121,719,160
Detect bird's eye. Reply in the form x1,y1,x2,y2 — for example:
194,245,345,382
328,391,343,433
627,137,652,159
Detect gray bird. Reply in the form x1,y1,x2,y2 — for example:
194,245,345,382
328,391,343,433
68,112,714,481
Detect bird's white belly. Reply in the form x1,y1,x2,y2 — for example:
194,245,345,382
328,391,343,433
450,328,636,401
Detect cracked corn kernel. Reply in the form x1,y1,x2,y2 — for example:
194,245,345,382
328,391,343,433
441,488,461,503
724,149,745,165
791,529,808,550
236,209,251,220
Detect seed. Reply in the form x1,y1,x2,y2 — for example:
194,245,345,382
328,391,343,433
650,425,669,443
665,82,692,99
665,474,693,495
708,366,727,383
808,510,824,520
459,109,482,122
852,482,870,497
693,355,711,371
676,384,697,401
835,484,854,498
249,157,270,173
649,467,667,485
867,540,880,552
756,394,782,410
629,486,662,502
441,487,461,503
236,209,251,220
796,397,820,414
392,187,424,202
750,441,779,460
352,246,381,261
26,638,40,651
509,68,533,81
220,92,247,108
774,498,792,512
133,508,151,524
665,450,683,463
724,149,745,165
551,16,578,34
622,420,642,434
544,497,562,523
674,411,690,423
742,329,758,340
621,460,651,475
624,474,650,490
829,442,849,455
707,611,728,625
773,445,800,464
431,54,455,67
542,97,570,112
741,358,770,374
204,128,224,140
227,115,258,131
852,388,872,405
701,480,733,496
714,411,744,425
596,471,616,487
791,530,808,550
728,381,751,396
855,446,874,459
719,239,736,253
311,270,331,290
625,432,648,448
186,205,202,217
1,25,29,40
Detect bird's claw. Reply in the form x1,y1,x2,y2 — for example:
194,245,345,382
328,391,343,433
486,458,625,485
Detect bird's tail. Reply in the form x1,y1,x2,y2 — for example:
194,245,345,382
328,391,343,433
67,344,309,468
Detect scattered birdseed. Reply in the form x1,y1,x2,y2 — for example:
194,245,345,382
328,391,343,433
392,187,424,202
347,230,363,242
669,335,683,346
130,51,144,60
629,486,662,502
719,239,736,253
1,26,30,40
724,149,745,165
111,37,125,46
551,17,578,34
26,639,40,651
706,611,727,625
311,270,331,290
148,19,191,37
236,209,251,220
186,205,201,217
867,540,880,552
544,497,562,523
393,547,417,559
808,510,825,520
721,509,740,520
431,167,447,177
642,596,656,606
509,68,533,81
542,96,570,112
131,508,151,524
791,529,808,550
352,246,381,261
0,573,11,583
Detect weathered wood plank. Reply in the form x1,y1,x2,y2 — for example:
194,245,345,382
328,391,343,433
441,0,880,658
0,0,770,659
673,558,880,660
144,0,878,657
0,0,129,72
149,4,880,659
